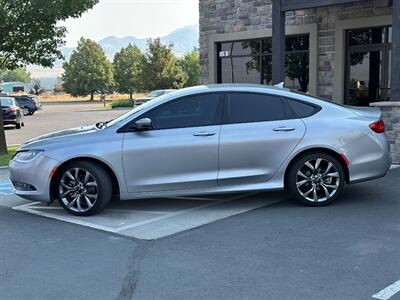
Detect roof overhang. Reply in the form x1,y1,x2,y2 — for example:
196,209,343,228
281,0,365,11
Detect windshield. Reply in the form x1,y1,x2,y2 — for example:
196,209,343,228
148,90,164,97
106,94,171,128
0,97,15,107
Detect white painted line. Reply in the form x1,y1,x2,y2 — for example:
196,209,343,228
13,204,120,233
373,280,400,300
115,201,224,232
390,164,400,170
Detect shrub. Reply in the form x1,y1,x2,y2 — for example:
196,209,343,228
111,99,134,109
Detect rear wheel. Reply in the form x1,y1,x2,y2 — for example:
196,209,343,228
55,161,112,216
287,152,345,206
22,107,30,116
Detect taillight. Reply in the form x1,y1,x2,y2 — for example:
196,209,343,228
369,120,385,133
6,108,17,113
32,100,38,105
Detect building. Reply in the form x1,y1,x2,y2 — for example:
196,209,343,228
0,82,32,94
199,0,400,163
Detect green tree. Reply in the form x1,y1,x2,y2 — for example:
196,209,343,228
178,50,200,87
0,68,31,83
63,38,114,100
113,44,143,99
0,0,99,154
141,38,187,91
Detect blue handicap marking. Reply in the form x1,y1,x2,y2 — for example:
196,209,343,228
0,180,13,195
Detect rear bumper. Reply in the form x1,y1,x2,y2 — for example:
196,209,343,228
9,154,59,203
346,132,392,184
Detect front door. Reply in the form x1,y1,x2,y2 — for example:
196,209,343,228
122,93,223,193
218,92,306,186
345,26,392,106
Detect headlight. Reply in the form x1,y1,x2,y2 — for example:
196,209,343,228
13,150,44,162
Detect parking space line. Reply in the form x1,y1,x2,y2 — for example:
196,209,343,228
390,164,400,170
114,200,227,232
372,280,400,300
13,203,120,233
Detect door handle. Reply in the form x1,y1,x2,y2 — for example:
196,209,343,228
193,131,216,137
273,126,295,132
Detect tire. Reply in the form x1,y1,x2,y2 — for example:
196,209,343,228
55,161,113,216
286,152,345,206
29,111,35,116
22,107,30,116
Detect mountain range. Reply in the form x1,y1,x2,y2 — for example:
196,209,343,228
62,24,199,61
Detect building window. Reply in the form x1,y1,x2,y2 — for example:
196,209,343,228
217,35,310,92
345,26,392,106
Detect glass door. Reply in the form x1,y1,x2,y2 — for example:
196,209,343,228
345,26,392,106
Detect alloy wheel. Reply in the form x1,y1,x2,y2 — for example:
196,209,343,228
23,107,30,116
295,158,340,203
59,168,99,213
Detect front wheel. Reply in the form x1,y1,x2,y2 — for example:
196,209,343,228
286,152,345,206
55,161,112,216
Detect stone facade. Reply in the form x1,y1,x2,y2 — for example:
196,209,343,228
199,0,392,100
371,103,400,163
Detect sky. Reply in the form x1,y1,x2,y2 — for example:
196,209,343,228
61,0,199,47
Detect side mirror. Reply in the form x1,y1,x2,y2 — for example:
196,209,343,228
132,118,152,131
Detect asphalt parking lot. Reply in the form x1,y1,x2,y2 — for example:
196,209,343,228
1,166,400,299
4,103,129,145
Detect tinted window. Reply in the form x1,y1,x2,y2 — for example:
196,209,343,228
142,93,223,130
224,93,286,124
287,99,318,118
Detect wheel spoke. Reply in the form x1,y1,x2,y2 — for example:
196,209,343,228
74,168,80,183
297,170,308,179
305,161,315,171
86,194,97,199
60,181,74,190
321,184,331,200
302,187,313,197
86,181,97,187
324,172,339,178
65,171,75,182
76,196,83,211
83,171,90,184
67,195,79,208
313,187,318,202
296,180,308,188
322,183,338,189
315,158,322,170
323,162,333,175
84,195,93,208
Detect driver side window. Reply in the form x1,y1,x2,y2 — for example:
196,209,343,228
141,93,223,130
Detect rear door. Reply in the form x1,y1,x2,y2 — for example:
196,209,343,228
218,92,306,186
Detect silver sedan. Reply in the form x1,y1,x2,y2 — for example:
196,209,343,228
9,84,391,216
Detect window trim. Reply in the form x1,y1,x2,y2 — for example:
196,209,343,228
284,97,322,119
118,92,225,133
222,91,294,125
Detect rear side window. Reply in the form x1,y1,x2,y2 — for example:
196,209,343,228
142,93,223,130
224,93,286,124
286,99,319,118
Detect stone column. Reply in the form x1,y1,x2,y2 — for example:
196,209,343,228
371,102,400,164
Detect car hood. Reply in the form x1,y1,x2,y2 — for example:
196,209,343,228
21,125,98,149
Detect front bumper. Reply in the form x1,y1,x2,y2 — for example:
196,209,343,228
9,154,60,203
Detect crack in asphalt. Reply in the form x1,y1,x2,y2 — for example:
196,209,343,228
116,240,154,300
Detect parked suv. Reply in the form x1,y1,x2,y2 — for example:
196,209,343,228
14,96,41,116
1,97,24,129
